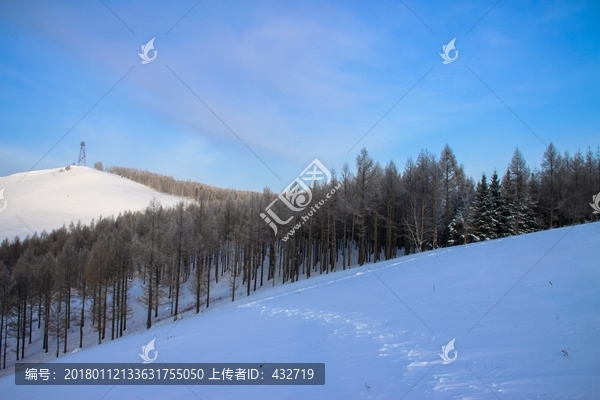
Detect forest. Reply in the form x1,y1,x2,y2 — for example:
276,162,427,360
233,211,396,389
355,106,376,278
1,143,599,368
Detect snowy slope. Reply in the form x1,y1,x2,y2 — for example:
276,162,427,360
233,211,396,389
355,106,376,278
1,222,599,399
0,166,185,240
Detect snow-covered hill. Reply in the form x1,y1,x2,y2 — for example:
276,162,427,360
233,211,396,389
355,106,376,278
1,222,598,399
0,166,185,240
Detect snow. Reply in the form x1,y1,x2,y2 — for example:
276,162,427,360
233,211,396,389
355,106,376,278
0,166,185,240
1,221,599,399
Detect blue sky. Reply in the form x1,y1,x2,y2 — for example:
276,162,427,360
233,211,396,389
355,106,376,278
1,0,598,192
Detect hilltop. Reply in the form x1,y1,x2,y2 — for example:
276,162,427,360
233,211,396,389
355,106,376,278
0,166,184,240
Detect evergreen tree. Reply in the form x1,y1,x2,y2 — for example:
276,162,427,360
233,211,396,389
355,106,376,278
471,174,495,241
522,174,541,233
502,148,532,235
489,170,512,237
447,205,470,245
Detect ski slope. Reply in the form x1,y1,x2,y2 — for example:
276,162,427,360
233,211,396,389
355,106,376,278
1,222,598,399
0,166,184,240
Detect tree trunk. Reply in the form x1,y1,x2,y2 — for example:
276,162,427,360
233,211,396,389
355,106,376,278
44,292,50,352
206,255,211,308
63,290,68,353
102,283,108,341
79,282,85,348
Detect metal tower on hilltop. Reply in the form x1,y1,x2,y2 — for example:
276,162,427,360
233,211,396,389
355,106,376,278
78,142,86,166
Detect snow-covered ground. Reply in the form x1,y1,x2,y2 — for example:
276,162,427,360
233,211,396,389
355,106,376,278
0,166,184,240
1,221,598,399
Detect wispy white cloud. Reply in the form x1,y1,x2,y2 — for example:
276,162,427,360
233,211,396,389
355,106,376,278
1,0,598,190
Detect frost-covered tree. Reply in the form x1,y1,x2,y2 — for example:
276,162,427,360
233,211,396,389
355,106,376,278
489,170,512,238
502,148,532,235
471,174,495,241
